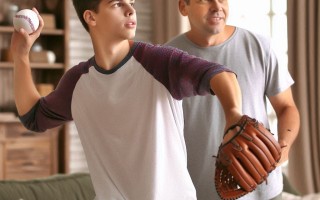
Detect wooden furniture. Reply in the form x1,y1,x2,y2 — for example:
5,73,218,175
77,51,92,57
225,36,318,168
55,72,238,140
0,0,69,179
0,121,59,180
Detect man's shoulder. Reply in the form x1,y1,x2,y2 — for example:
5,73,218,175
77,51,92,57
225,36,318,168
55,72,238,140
230,27,272,55
164,34,187,46
236,27,271,44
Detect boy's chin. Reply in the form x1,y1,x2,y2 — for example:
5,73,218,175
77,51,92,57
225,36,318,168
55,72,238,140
127,33,136,40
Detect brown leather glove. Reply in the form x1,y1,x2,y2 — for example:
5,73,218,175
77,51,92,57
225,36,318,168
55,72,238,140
214,115,282,200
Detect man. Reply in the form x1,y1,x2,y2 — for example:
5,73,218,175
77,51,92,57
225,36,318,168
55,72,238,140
10,1,244,199
166,0,300,199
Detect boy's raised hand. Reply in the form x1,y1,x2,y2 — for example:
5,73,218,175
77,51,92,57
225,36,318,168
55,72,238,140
10,8,44,63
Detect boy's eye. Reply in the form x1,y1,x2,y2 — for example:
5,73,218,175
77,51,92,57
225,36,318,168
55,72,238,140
112,2,134,8
114,3,123,7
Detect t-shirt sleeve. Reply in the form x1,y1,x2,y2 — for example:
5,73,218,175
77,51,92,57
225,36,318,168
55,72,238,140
19,62,88,132
133,43,235,100
265,41,294,97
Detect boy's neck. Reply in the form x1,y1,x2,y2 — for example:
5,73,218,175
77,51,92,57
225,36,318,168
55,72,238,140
93,40,132,71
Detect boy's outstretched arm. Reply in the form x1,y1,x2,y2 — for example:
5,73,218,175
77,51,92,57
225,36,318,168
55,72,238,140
209,72,243,137
10,8,44,116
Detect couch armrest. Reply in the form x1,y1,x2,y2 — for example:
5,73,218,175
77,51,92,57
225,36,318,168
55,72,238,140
283,173,301,196
0,173,96,200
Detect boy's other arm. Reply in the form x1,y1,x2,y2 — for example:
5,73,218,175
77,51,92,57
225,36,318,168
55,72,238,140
10,8,44,116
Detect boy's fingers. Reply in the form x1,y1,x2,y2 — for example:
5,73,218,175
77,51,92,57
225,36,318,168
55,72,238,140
32,7,44,29
19,28,30,38
32,7,39,14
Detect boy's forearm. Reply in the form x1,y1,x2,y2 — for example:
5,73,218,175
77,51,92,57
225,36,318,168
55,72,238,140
14,56,41,116
9,8,43,116
209,72,242,128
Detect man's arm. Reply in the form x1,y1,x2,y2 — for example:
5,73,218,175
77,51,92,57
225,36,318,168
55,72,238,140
209,72,243,139
10,8,44,116
268,87,300,166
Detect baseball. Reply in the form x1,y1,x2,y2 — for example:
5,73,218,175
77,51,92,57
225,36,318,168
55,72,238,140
13,9,40,34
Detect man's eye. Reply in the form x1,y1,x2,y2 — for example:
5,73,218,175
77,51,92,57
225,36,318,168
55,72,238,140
130,3,135,7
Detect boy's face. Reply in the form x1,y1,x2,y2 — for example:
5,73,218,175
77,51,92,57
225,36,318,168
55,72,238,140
90,0,137,40
179,0,229,36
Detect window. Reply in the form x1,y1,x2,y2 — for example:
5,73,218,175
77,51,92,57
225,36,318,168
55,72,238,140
228,0,288,70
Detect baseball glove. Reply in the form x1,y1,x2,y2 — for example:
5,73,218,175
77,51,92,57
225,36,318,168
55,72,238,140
214,115,282,200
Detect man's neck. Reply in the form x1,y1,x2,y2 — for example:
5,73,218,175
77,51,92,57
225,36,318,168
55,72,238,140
186,25,235,47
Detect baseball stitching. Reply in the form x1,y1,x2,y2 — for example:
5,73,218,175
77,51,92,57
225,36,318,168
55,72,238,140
15,14,36,32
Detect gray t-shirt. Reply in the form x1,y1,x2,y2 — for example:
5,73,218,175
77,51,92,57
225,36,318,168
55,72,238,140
166,27,294,200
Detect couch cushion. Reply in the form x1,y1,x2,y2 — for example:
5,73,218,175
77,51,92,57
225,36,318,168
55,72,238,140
0,173,96,200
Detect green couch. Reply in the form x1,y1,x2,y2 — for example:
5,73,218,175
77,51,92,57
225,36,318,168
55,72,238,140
0,173,96,200
0,172,299,200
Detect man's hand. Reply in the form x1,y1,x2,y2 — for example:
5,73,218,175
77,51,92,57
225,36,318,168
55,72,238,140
276,140,289,166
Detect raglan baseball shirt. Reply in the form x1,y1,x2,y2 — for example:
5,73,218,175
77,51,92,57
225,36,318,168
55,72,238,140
20,41,233,200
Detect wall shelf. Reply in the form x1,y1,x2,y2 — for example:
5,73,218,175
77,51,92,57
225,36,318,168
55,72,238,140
0,62,65,69
0,26,64,35
0,0,70,179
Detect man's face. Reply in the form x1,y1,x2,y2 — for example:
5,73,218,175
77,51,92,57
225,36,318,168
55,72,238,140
92,0,137,40
180,0,229,36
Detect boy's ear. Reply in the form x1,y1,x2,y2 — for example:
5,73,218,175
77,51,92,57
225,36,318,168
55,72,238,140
83,10,96,27
179,0,188,16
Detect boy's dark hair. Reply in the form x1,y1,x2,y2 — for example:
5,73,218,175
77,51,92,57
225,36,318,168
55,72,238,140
72,0,102,32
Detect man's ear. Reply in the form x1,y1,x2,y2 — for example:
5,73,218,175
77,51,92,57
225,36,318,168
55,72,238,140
179,0,188,16
83,10,96,27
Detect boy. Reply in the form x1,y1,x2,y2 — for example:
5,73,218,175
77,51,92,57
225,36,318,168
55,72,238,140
10,1,243,199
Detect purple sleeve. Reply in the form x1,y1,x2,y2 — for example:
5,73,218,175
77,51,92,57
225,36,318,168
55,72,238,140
133,42,234,100
20,60,90,132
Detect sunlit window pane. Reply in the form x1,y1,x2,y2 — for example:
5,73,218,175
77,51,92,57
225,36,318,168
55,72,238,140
248,0,270,15
229,0,270,15
272,14,288,53
228,1,270,37
228,0,287,61
272,0,287,14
